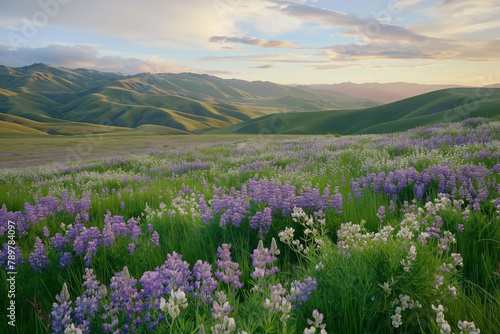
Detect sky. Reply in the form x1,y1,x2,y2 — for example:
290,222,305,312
0,0,499,85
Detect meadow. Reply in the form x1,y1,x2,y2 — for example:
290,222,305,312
1,117,499,333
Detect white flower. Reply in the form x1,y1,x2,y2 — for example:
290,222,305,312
408,244,417,261
391,307,402,328
432,304,446,314
279,227,295,244
448,285,457,299
64,324,82,334
458,320,480,334
379,281,391,295
160,289,188,320
303,327,316,334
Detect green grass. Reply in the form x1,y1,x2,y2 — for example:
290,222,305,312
0,119,499,333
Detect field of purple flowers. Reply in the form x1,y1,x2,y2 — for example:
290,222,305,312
1,118,499,333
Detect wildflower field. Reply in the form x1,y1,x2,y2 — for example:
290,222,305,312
1,118,499,334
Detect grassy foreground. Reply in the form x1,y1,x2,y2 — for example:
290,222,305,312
0,118,499,333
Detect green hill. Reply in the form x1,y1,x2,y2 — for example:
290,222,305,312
208,88,500,135
0,113,131,135
0,63,377,134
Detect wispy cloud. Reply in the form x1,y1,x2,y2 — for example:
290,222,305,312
249,64,277,69
275,3,432,42
370,63,436,69
209,36,297,48
322,38,500,62
392,0,425,10
200,53,325,63
412,0,500,39
308,64,361,70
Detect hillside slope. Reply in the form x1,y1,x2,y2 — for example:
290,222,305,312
208,88,500,135
0,64,378,133
307,82,464,104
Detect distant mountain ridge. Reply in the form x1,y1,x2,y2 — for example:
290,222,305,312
0,63,378,134
306,82,465,104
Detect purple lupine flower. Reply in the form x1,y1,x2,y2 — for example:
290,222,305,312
250,239,279,280
249,207,272,237
264,283,288,313
59,252,73,268
84,240,98,266
388,200,395,214
63,198,91,223
74,268,107,333
29,237,50,273
66,223,85,241
127,217,142,242
192,260,218,304
50,233,68,251
151,231,160,248
212,193,250,228
103,266,139,333
139,271,163,310
155,252,193,294
286,276,317,309
215,244,243,291
120,202,126,211
138,255,192,329
128,243,136,256
376,206,385,224
104,212,129,238
73,227,102,256
147,224,154,233
43,226,50,237
101,228,115,248
306,309,327,332
350,179,363,199
211,291,233,320
199,197,213,224
51,283,73,334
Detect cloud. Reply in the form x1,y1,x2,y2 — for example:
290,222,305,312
0,44,99,68
339,25,432,43
200,52,363,70
411,0,500,39
370,63,436,69
199,53,327,64
0,0,259,47
0,0,305,48
309,64,360,70
209,36,297,48
0,44,233,75
249,64,276,68
392,0,425,10
275,3,432,42
322,38,500,62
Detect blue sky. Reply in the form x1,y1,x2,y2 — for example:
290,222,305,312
0,0,499,85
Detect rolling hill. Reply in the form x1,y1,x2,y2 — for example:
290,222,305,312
208,88,500,135
306,82,464,104
0,63,378,134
